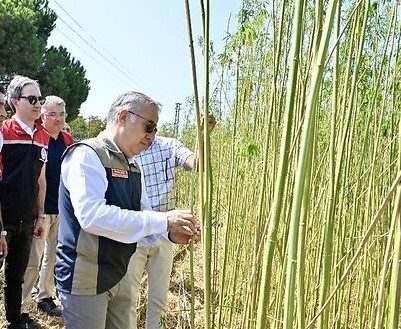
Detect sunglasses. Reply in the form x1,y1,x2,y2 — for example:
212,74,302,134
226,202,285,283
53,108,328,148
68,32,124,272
128,111,157,134
19,95,46,106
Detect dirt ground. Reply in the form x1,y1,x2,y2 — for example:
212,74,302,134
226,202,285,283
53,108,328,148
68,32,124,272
0,244,204,329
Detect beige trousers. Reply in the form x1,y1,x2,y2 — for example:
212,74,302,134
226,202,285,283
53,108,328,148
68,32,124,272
21,214,59,311
129,238,174,329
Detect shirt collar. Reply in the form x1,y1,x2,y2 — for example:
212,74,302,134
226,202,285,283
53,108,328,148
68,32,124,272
13,115,36,136
102,131,121,152
99,131,140,168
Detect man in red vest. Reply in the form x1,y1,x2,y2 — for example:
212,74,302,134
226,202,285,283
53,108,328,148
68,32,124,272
22,96,73,318
0,84,8,260
0,75,50,329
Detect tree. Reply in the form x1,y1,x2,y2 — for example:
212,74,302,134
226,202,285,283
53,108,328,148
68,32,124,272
0,0,90,119
68,116,87,141
69,115,105,141
36,46,90,121
158,122,175,137
87,115,105,137
0,0,57,80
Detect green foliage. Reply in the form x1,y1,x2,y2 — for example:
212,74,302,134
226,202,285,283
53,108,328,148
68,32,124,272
158,122,175,138
0,0,90,119
87,115,105,137
0,0,56,79
36,46,90,121
236,135,261,157
69,115,105,141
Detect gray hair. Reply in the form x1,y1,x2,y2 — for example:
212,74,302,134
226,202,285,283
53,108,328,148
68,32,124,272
42,95,66,113
7,75,40,111
106,91,161,127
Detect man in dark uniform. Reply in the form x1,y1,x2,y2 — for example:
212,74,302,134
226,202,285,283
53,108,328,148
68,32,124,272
0,75,50,329
22,96,73,317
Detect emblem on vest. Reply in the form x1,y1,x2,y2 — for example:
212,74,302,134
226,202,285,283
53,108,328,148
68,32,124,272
111,168,129,178
40,147,48,162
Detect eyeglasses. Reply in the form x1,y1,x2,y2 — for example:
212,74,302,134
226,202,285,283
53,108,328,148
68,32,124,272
44,112,67,119
128,110,157,134
19,95,46,106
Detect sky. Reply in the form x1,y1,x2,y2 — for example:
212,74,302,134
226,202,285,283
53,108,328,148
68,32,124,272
46,0,242,124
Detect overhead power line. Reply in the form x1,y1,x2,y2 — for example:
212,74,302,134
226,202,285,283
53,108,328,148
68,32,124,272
52,0,142,86
54,27,134,87
54,14,146,91
50,0,174,103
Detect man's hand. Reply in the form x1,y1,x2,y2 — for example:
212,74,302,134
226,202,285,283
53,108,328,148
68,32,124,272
169,224,201,244
166,209,199,244
33,218,45,239
0,237,7,260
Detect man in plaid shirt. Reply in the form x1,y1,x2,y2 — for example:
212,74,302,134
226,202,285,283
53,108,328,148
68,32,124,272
131,114,216,328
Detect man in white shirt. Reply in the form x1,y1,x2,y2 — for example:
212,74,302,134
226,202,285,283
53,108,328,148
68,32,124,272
55,91,200,329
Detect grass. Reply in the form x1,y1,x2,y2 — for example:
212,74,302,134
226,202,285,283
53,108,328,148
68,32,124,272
0,245,206,329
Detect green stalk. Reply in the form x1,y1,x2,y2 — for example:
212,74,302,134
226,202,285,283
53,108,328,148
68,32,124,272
201,0,212,328
216,42,242,328
386,187,401,329
283,1,338,327
296,123,314,329
328,3,340,326
306,171,401,328
387,9,401,323
243,1,287,327
184,1,203,327
255,1,305,326
317,3,369,328
375,20,401,328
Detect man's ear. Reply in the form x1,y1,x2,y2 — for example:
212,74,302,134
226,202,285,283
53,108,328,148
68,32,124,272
117,109,129,126
10,97,18,111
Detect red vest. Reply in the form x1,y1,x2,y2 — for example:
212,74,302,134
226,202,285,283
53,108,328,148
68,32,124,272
0,118,50,222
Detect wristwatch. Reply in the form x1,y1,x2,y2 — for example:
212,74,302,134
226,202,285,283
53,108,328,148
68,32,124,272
37,214,46,219
0,231,7,237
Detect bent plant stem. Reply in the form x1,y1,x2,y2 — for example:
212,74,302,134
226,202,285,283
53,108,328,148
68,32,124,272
306,171,401,328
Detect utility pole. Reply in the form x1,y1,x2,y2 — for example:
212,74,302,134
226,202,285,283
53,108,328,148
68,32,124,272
174,102,181,137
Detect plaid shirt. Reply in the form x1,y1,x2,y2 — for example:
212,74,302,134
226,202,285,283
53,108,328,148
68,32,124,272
134,136,193,212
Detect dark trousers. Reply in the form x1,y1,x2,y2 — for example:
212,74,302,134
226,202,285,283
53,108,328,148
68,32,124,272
2,220,34,323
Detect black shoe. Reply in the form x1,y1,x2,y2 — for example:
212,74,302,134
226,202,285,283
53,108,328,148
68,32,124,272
7,313,42,329
37,297,62,317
